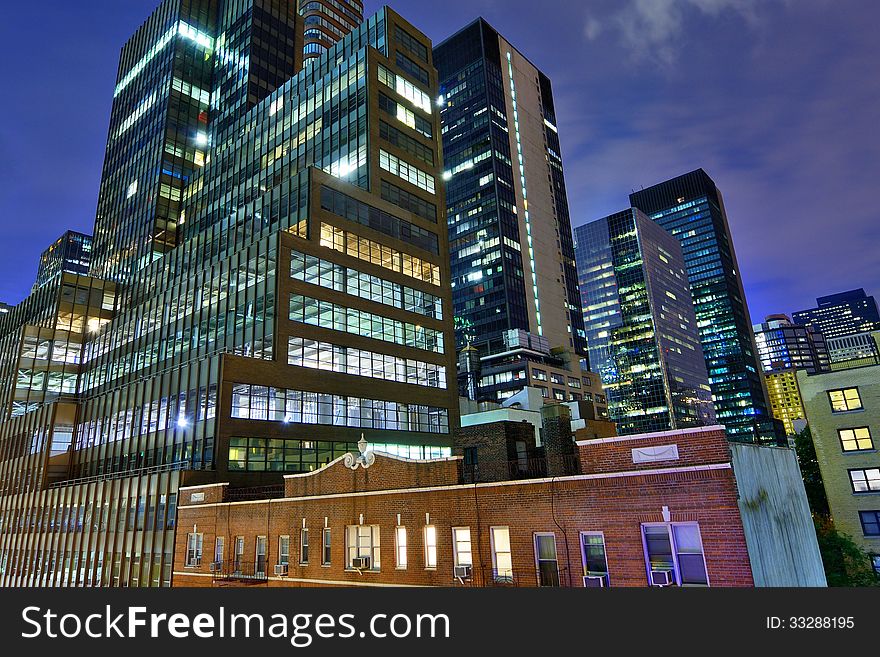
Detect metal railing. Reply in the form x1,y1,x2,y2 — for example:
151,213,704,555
460,454,581,484
211,560,269,584
48,460,191,489
224,484,285,502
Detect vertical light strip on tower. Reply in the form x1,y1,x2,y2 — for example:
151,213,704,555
506,51,542,335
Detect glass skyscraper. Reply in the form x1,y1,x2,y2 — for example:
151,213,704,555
434,19,587,361
0,4,456,587
792,289,880,340
753,314,829,375
753,314,829,437
574,209,715,435
630,169,775,443
34,231,93,290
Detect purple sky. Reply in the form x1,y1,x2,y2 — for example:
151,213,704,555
0,0,877,322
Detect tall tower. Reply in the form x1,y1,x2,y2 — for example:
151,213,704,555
434,19,587,360
211,0,303,146
90,0,219,285
630,169,775,443
753,314,829,437
574,209,715,434
298,0,364,65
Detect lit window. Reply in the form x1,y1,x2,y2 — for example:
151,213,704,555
379,149,435,194
839,427,874,452
849,469,880,493
424,525,438,569
490,527,513,583
185,533,203,567
828,388,863,412
452,527,472,568
395,526,407,569
346,525,380,571
126,180,138,198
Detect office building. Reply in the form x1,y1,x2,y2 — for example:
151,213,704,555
173,423,824,588
630,169,775,443
298,0,364,65
574,208,715,435
753,314,829,437
826,332,880,365
463,329,608,418
34,231,93,290
793,289,880,340
798,333,880,574
0,4,457,587
764,370,806,437
754,314,829,375
434,19,588,361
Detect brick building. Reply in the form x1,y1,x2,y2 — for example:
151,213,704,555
798,333,880,575
173,424,759,588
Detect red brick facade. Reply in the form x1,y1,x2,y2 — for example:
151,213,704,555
173,426,754,588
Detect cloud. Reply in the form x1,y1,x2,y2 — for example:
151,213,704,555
584,17,603,40
588,0,772,66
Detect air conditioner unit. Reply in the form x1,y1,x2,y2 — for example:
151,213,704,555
209,562,222,573
582,575,606,588
274,564,288,576
351,556,371,570
454,565,472,579
650,570,673,587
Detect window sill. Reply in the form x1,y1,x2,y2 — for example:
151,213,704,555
344,568,380,574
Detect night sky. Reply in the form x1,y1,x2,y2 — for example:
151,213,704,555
1,0,877,323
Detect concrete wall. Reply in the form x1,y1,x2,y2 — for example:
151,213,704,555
730,442,826,587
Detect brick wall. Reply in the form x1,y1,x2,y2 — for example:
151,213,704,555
283,453,461,498
174,426,753,588
577,426,730,475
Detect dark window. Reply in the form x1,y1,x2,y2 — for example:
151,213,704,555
379,120,434,166
581,533,609,587
394,25,428,63
380,180,437,223
396,51,429,86
534,534,560,587
859,511,880,536
321,185,438,252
